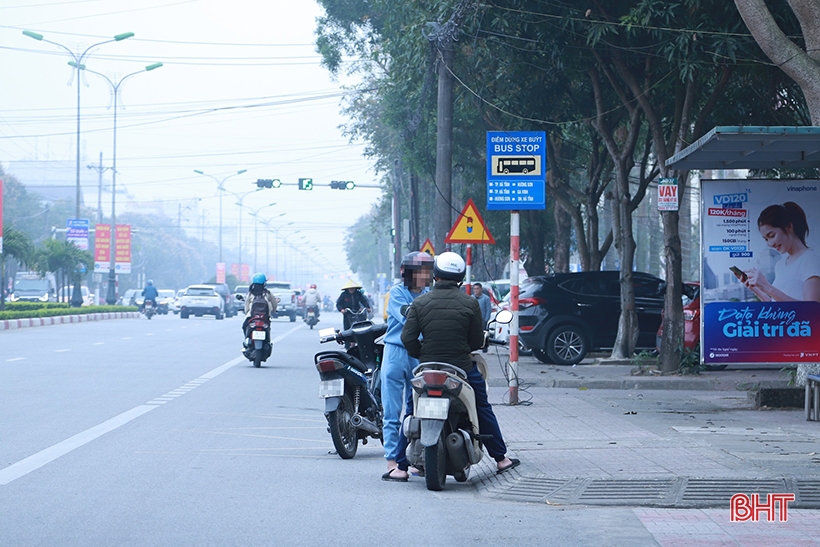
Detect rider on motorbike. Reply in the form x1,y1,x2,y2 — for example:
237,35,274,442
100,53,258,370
141,280,159,312
242,273,277,348
400,251,520,475
304,284,322,319
335,280,371,331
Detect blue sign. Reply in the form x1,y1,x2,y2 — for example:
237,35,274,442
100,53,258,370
486,131,547,210
66,218,89,251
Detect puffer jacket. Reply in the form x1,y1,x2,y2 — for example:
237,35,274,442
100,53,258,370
401,279,484,371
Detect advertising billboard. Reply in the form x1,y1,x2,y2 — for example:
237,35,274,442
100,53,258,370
701,180,820,364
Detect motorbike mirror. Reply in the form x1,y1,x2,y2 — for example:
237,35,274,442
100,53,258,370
493,310,513,325
235,294,245,301
318,327,336,338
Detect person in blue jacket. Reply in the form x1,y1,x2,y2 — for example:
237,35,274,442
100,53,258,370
381,251,433,482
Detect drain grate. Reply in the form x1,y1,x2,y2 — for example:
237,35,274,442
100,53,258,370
578,478,675,503
681,478,785,503
797,480,820,503
499,477,567,501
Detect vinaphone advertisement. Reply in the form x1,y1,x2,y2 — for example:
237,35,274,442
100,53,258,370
701,180,820,364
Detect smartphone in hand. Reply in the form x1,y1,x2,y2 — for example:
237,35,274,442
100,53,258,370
729,266,748,282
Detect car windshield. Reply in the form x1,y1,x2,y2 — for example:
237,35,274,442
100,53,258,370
14,278,49,291
234,286,249,294
159,290,175,298
187,288,215,296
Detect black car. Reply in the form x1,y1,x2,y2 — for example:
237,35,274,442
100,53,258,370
518,271,665,366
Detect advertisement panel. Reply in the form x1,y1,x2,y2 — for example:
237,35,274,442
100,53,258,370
115,224,131,274
231,263,239,279
216,262,227,284
701,180,820,364
66,218,89,250
240,263,250,283
94,224,111,273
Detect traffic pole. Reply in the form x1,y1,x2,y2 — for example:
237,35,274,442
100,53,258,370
465,244,472,295
509,210,520,404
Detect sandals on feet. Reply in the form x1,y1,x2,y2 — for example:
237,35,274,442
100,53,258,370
381,468,409,482
496,458,521,475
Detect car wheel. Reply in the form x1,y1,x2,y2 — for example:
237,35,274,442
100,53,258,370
546,325,588,366
180,312,189,319
532,347,552,364
216,311,224,320
289,312,296,322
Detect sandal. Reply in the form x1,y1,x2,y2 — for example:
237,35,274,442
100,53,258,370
496,458,521,475
381,468,409,482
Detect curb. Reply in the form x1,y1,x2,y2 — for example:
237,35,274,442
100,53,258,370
0,312,140,332
487,376,791,391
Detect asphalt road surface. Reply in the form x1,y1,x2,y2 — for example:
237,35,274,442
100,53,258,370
1,312,656,546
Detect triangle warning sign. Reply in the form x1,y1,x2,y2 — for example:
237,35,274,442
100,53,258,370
420,238,435,256
445,198,495,244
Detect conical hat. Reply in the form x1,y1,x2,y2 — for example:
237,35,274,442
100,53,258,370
341,279,362,290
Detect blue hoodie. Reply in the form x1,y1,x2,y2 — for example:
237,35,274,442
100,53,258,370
384,283,427,347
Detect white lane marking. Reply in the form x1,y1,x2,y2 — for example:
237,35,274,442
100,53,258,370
145,333,154,336
6,358,25,362
54,349,70,353
93,342,104,346
121,337,132,340
0,323,307,487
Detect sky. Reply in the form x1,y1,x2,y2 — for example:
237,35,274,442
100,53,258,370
0,0,382,282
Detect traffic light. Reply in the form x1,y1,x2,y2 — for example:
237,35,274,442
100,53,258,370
330,180,355,190
256,178,282,188
298,178,313,190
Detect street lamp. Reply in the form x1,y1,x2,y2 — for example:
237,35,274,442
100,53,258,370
229,189,261,279
258,213,287,275
193,169,247,264
24,29,134,307
248,203,278,273
71,62,164,305
270,223,295,280
281,230,302,282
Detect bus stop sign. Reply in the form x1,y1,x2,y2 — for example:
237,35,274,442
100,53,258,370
486,131,547,210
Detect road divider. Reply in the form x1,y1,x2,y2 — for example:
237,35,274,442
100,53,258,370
0,312,140,332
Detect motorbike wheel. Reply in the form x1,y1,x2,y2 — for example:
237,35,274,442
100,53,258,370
253,352,262,368
424,435,447,491
328,393,358,459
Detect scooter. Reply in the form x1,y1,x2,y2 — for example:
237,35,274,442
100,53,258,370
403,310,512,491
315,320,386,459
143,299,156,320
304,304,320,329
236,294,272,368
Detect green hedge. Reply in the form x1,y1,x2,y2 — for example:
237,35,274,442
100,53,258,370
3,302,70,312
0,306,138,321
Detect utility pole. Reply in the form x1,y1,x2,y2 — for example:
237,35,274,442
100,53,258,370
391,159,402,278
409,172,420,252
87,152,110,225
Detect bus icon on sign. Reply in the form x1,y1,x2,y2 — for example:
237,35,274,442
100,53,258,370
494,156,540,175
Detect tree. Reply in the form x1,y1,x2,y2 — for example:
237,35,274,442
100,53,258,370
0,226,36,310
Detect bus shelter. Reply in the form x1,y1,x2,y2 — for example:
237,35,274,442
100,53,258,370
667,126,820,367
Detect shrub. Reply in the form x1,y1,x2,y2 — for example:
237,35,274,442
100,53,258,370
0,306,137,321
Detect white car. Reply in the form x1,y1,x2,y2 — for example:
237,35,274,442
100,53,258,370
179,285,225,320
171,289,185,314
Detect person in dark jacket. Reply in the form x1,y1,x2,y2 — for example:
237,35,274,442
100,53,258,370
141,280,159,311
335,279,371,330
401,251,520,475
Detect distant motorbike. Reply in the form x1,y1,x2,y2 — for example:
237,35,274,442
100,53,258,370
237,294,272,368
315,321,386,459
322,297,334,312
143,299,156,320
403,310,512,491
304,304,320,329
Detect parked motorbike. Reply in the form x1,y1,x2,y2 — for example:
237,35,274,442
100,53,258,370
143,299,156,320
403,310,513,491
315,320,386,459
236,294,272,368
304,304,320,329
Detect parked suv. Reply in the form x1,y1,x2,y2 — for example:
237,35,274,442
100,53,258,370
200,282,235,317
519,271,666,365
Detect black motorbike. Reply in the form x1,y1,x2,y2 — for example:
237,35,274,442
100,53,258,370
315,320,386,459
237,294,272,368
304,304,320,329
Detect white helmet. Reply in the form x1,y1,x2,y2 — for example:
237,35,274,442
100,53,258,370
433,251,466,282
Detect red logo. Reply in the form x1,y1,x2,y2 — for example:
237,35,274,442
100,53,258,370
730,493,795,522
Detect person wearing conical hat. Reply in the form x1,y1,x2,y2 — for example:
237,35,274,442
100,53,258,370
335,279,371,333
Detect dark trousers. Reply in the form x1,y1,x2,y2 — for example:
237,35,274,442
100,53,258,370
395,392,413,471
466,366,508,461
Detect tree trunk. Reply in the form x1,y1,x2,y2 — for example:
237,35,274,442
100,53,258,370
610,160,639,359
553,205,571,273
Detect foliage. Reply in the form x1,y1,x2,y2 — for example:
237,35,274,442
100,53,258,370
3,302,70,311
677,344,705,375
0,306,136,321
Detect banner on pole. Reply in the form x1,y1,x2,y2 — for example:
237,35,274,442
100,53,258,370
67,219,90,250
0,179,4,254
94,224,111,273
216,262,227,284
114,224,131,274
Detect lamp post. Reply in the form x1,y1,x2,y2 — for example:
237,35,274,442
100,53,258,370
24,29,134,307
248,204,278,273
228,189,261,280
281,230,302,282
71,62,163,305
193,169,247,264
269,222,294,280
260,213,287,275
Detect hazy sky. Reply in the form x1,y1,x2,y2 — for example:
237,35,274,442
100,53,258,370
0,0,382,281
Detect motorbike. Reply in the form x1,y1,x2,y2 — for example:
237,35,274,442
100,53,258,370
143,299,156,320
322,297,334,312
403,310,512,491
315,320,386,459
304,304,320,329
236,294,272,368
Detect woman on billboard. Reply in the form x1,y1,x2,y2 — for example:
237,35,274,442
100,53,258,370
742,202,820,302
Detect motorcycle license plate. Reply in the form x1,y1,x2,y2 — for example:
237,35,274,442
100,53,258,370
251,330,266,340
308,311,315,318
319,378,344,398
415,397,449,420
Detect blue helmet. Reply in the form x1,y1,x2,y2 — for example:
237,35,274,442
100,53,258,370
252,273,267,285
146,279,153,285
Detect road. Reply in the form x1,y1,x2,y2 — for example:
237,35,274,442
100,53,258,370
0,312,661,546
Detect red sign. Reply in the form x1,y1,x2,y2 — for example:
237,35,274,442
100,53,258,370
114,225,132,273
231,263,239,278
216,263,226,284
240,263,250,283
94,224,111,264
0,178,4,254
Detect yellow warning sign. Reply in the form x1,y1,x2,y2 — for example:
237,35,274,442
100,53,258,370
420,238,435,256
445,198,495,244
